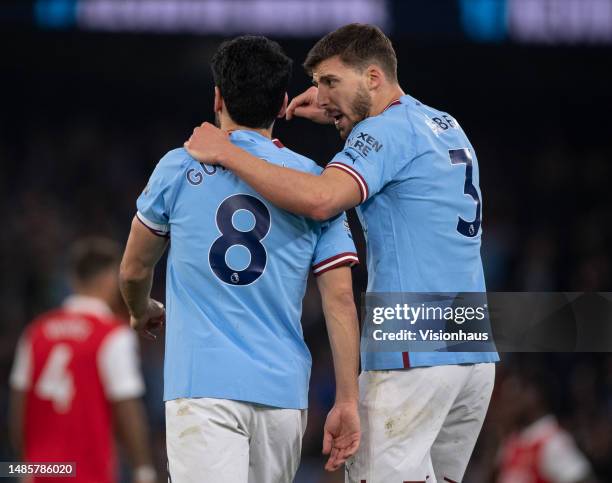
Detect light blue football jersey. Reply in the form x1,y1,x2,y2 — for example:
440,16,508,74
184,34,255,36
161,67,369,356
327,95,499,370
136,130,358,409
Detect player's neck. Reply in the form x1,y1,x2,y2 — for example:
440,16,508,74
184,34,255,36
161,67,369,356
370,84,406,117
72,289,113,309
520,408,549,429
221,120,273,139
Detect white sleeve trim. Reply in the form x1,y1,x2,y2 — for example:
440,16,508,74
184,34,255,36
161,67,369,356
98,326,145,401
326,162,369,203
9,334,32,391
136,211,169,237
540,432,591,483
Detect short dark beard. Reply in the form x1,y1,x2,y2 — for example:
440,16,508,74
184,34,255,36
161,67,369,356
351,85,372,124
338,84,372,139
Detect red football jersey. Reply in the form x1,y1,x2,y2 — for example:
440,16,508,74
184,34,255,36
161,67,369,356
497,416,590,483
20,307,125,483
498,427,555,483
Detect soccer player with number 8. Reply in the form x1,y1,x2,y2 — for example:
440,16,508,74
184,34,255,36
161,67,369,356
120,36,362,482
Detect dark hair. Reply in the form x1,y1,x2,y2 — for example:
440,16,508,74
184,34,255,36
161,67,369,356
304,23,397,81
69,237,121,283
515,356,559,412
211,36,292,129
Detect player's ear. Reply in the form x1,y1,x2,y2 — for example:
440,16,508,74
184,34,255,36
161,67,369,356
214,86,223,113
365,65,383,91
277,93,289,118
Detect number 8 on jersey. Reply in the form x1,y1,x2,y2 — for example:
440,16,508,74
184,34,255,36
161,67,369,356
209,194,271,286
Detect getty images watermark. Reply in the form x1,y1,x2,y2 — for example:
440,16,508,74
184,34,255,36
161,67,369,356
361,292,612,353
371,302,490,342
362,293,495,353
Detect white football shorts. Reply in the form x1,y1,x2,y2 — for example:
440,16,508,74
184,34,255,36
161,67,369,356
166,397,307,483
346,363,495,483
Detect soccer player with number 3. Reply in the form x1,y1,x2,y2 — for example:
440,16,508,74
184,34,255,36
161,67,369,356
120,36,361,482
185,24,499,483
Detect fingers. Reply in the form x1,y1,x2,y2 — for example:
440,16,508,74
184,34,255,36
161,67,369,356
138,318,163,341
345,438,360,458
324,445,355,472
325,447,353,472
152,299,165,314
291,106,314,120
323,431,361,471
286,91,313,120
334,440,359,464
187,122,228,138
147,317,164,330
286,97,304,120
131,301,166,341
324,447,341,471
324,454,349,471
198,121,223,133
184,123,229,154
322,430,333,455
143,329,157,341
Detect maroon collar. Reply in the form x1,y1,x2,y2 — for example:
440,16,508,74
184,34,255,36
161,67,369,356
272,138,284,148
383,99,402,112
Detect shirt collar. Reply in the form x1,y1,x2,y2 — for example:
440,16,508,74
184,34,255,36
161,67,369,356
63,295,113,318
383,98,402,112
521,415,558,441
229,129,272,144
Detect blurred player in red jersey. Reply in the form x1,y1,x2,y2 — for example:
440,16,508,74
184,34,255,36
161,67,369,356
8,238,157,483
496,366,596,483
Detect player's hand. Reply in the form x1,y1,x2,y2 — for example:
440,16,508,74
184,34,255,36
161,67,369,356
184,122,234,166
322,401,361,472
286,86,333,124
130,298,165,340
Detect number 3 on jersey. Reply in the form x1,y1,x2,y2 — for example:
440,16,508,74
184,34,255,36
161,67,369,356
209,194,271,285
449,148,481,237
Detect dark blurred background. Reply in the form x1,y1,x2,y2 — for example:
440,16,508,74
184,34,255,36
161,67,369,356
1,0,611,481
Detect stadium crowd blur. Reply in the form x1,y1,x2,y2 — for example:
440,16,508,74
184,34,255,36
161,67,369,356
1,25,611,483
